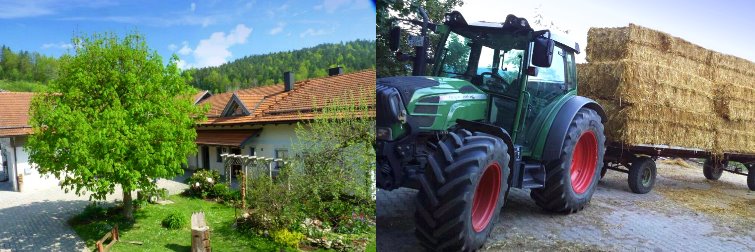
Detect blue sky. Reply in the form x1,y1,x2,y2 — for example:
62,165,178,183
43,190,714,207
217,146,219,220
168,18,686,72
0,0,376,69
458,0,755,63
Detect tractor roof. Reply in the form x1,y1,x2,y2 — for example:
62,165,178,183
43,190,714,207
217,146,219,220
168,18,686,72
444,11,581,54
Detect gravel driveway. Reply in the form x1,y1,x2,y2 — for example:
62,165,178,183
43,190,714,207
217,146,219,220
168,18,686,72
377,160,755,251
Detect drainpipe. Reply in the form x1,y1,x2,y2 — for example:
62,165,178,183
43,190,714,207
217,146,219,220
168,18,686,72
11,137,18,192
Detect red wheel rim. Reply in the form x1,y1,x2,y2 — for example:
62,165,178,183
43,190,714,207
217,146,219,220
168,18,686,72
570,131,598,194
471,162,501,232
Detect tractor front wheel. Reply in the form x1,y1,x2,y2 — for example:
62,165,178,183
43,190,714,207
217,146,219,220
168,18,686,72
703,158,726,180
531,108,605,213
414,129,510,251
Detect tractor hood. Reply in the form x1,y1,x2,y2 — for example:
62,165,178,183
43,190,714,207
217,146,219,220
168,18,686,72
377,76,486,107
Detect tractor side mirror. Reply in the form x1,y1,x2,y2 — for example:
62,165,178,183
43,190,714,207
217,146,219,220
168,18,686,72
532,36,554,68
389,26,401,52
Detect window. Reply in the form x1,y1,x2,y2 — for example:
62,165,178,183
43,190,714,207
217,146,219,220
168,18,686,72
249,147,255,156
529,46,566,83
216,147,225,162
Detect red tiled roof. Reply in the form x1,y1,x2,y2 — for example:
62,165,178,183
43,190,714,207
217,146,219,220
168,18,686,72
195,129,260,146
193,90,211,104
201,69,375,125
198,92,234,118
0,92,34,137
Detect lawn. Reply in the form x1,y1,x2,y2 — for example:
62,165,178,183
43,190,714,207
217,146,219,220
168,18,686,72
71,195,288,251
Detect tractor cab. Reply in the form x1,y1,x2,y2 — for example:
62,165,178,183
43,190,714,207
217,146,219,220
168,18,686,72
424,11,582,152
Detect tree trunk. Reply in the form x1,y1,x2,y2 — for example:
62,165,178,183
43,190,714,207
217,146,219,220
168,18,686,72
123,190,134,220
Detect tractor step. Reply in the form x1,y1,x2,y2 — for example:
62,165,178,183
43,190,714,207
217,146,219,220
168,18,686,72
512,161,545,189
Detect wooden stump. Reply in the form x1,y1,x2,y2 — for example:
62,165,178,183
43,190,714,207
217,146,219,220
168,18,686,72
191,212,211,252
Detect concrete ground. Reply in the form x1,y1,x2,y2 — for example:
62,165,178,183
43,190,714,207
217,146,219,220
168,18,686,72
377,160,755,251
0,172,189,252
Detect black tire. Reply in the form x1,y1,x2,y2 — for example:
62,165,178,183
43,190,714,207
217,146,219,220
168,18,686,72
628,156,656,194
747,165,755,191
703,158,726,180
530,108,605,213
414,129,511,251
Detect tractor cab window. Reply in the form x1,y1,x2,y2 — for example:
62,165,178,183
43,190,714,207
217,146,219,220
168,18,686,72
517,45,571,146
438,32,524,97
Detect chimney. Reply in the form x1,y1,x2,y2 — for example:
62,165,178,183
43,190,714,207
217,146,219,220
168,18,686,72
328,66,343,76
284,71,294,92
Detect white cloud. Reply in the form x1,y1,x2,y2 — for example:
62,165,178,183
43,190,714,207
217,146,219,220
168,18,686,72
269,22,286,35
41,42,73,50
0,1,115,19
191,24,253,67
267,3,289,18
178,41,192,55
168,43,178,51
190,2,196,12
299,28,333,38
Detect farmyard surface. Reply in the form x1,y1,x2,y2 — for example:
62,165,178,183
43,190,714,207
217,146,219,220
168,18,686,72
377,161,754,251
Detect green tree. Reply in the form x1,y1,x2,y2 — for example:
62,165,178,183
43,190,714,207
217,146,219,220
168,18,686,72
26,32,205,220
377,0,464,77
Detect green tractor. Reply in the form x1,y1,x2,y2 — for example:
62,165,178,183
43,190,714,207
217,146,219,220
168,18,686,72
376,7,606,251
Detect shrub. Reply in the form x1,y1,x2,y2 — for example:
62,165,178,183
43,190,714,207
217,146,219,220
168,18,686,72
186,169,220,198
81,203,108,220
210,183,231,200
245,176,304,231
271,229,305,248
161,213,187,230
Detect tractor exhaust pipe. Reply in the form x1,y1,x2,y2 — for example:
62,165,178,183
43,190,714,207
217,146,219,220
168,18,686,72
412,6,429,76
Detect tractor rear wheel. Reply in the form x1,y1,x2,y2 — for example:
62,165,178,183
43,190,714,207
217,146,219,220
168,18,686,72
531,108,605,213
703,158,725,180
414,129,510,251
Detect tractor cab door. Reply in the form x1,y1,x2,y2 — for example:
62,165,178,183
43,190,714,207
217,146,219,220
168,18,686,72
516,45,576,148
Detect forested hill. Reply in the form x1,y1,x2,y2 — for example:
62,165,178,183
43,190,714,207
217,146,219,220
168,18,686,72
182,40,375,93
0,45,58,92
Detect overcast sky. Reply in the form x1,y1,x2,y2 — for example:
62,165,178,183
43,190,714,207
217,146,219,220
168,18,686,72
0,0,375,69
457,0,755,63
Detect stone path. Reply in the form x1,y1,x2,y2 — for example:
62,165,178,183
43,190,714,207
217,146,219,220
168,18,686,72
0,173,189,252
377,161,755,251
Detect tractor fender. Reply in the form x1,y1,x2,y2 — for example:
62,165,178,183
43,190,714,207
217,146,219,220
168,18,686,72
542,96,606,163
455,119,515,168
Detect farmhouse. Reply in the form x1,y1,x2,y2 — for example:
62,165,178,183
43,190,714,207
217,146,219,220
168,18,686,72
187,68,375,177
0,69,375,192
0,92,53,192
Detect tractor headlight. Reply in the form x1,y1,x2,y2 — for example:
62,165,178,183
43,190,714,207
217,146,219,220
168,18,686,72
388,93,407,123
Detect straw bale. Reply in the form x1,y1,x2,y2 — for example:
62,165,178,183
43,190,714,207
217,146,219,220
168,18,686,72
595,99,714,149
711,68,755,121
715,119,755,154
578,60,713,114
583,23,755,154
711,52,755,77
586,24,712,64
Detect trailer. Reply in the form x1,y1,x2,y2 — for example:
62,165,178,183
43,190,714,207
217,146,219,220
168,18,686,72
601,141,755,193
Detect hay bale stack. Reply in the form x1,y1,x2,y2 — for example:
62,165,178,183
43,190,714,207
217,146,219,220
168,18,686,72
580,24,755,154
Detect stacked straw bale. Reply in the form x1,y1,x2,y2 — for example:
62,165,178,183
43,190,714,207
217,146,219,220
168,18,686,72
580,24,755,154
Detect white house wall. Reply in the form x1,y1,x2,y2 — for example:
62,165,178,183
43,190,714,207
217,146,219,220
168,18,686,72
0,136,60,192
189,123,303,177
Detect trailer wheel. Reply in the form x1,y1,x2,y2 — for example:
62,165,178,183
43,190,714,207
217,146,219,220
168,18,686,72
414,129,510,251
628,156,656,194
531,108,605,213
748,165,755,191
703,158,726,180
